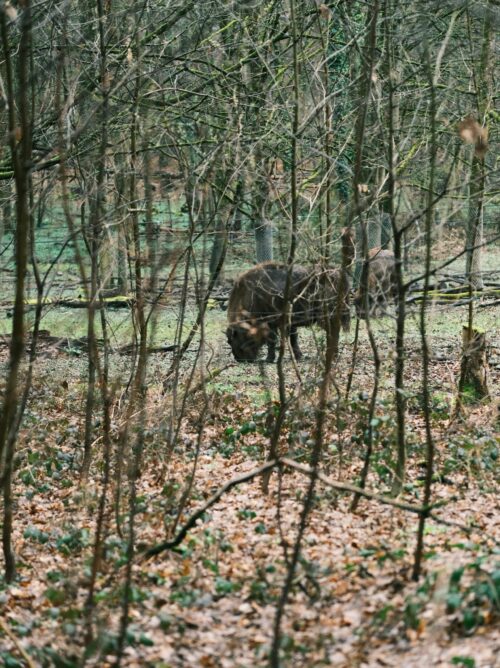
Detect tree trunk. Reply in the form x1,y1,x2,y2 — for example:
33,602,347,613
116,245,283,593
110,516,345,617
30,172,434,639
465,12,492,290
465,155,484,290
231,174,245,236
144,142,158,294
253,150,273,263
0,181,13,240
114,158,129,295
208,192,226,285
0,0,32,582
209,232,226,284
255,219,273,262
457,326,490,403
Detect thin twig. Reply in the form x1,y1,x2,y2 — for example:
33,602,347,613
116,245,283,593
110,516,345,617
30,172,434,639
141,459,279,558
141,457,430,560
135,457,498,565
0,618,36,668
280,458,427,515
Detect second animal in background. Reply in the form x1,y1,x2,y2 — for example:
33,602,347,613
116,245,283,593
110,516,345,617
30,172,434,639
353,248,397,319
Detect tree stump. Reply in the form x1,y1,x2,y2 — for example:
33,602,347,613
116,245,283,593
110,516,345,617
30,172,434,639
457,326,490,404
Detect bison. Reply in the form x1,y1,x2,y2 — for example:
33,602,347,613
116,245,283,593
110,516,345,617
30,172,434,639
226,232,354,363
353,248,397,319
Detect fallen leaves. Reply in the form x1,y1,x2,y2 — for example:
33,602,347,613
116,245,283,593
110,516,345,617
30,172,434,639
1,315,499,667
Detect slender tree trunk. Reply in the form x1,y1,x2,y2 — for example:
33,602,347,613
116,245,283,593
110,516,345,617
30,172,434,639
81,0,110,480
253,154,273,263
144,136,158,294
208,191,226,284
464,12,492,290
116,68,150,664
0,181,13,240
350,0,380,285
114,154,130,295
269,0,301,659
384,0,408,496
348,0,381,505
412,35,437,582
0,0,32,582
465,154,485,290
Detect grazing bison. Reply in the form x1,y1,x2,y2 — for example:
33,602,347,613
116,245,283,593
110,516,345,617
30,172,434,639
354,248,397,319
226,232,354,363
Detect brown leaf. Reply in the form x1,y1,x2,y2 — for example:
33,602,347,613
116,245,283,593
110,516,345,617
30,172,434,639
458,115,479,143
4,2,18,20
8,587,34,600
341,608,362,627
458,115,488,157
318,4,331,20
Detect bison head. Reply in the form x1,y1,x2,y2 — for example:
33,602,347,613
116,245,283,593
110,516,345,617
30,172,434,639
226,319,270,362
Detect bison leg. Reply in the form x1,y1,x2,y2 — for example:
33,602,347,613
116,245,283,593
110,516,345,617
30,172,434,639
266,330,278,363
290,326,302,361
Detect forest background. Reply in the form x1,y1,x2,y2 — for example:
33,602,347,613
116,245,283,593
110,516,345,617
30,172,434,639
0,0,499,666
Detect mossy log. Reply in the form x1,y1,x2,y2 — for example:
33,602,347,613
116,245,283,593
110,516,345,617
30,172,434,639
407,287,500,304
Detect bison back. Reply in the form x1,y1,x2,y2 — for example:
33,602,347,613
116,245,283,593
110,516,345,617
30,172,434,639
367,249,396,295
227,262,310,327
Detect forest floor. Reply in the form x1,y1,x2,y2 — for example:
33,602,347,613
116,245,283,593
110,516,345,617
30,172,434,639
0,296,499,667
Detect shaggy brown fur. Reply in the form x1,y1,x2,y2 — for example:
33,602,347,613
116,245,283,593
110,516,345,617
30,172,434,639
354,248,397,318
226,259,351,362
